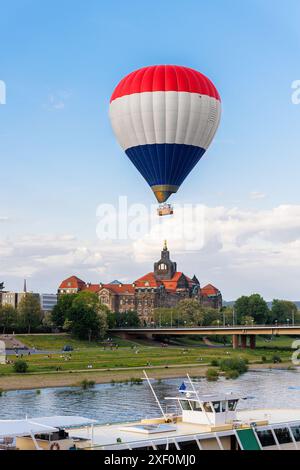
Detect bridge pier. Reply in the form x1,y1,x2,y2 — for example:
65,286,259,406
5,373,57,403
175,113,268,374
240,335,247,349
249,335,256,350
232,335,239,349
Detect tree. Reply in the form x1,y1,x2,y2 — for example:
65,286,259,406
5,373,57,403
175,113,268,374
153,307,178,326
17,294,42,333
0,305,17,334
112,311,140,328
51,293,77,328
202,308,220,326
241,315,255,326
0,282,4,291
68,291,107,340
234,296,250,324
271,300,298,324
42,311,54,330
175,299,203,325
220,306,234,325
234,294,269,325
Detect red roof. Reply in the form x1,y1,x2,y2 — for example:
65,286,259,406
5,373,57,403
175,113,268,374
100,284,135,295
134,273,163,288
59,276,86,290
134,271,196,292
201,284,220,297
162,272,184,292
83,284,101,293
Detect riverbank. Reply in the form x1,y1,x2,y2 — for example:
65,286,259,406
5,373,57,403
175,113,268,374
0,362,297,392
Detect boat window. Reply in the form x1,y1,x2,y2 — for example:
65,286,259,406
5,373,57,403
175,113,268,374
228,400,238,411
274,427,292,444
203,402,213,413
156,442,177,450
256,430,276,447
35,433,50,441
290,425,300,442
180,400,192,411
134,445,156,450
177,440,199,451
190,400,202,411
221,401,227,412
212,401,221,413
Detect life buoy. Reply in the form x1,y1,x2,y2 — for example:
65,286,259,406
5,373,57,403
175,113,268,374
50,442,60,451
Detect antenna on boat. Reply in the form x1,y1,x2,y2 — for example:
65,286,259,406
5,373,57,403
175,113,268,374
187,373,213,425
143,370,167,421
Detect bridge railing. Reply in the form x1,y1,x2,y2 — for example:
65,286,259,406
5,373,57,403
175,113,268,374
110,323,300,330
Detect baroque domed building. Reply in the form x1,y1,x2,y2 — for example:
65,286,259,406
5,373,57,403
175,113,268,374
58,242,222,324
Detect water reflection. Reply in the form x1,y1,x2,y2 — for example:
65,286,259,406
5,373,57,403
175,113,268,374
0,369,299,423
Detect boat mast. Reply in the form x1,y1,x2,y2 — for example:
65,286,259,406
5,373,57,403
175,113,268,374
143,370,167,421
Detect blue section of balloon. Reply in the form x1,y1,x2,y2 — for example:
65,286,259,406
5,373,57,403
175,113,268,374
125,143,206,188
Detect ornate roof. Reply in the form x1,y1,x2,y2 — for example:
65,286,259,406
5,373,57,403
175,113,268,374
59,276,86,290
201,284,221,297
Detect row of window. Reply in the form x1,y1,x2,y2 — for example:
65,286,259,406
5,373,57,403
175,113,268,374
256,425,300,447
180,399,238,413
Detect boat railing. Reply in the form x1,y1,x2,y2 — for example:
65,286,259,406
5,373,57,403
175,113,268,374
82,428,222,451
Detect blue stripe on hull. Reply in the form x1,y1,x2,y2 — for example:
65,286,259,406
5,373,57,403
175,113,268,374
125,143,206,188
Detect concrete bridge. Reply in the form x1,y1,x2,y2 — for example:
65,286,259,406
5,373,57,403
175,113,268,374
109,325,300,349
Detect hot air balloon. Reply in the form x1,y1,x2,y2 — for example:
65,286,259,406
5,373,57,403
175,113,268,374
109,65,221,215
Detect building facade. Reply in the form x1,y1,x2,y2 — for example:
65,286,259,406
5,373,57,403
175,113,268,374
40,294,58,312
58,243,222,324
1,291,57,313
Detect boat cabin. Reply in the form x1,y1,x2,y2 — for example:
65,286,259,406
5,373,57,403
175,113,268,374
166,392,240,426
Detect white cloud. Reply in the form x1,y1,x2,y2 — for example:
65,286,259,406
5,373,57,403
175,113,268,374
250,191,266,200
1,204,300,299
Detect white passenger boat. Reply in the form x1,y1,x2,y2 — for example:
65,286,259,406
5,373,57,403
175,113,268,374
69,373,300,451
1,374,300,451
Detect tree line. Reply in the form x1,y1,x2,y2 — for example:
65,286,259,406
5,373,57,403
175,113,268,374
0,291,299,339
146,295,300,327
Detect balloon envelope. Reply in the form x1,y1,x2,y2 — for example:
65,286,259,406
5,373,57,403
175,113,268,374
110,65,221,203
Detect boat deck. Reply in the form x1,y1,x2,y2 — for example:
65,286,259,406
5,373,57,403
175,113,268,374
70,408,300,449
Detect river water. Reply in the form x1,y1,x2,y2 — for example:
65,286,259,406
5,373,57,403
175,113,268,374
0,369,299,423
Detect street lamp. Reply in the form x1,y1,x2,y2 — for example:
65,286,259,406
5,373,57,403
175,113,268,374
217,320,220,328
287,318,290,327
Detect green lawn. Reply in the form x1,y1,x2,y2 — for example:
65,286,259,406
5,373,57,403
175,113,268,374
16,334,138,350
0,334,295,377
256,335,299,349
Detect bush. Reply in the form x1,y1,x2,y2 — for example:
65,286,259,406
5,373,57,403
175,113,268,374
272,354,282,364
219,358,248,375
13,360,28,374
80,379,95,390
225,369,240,380
130,377,143,385
261,356,267,363
210,359,219,367
206,368,219,382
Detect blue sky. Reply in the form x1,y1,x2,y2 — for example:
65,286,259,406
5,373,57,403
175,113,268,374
0,0,300,299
